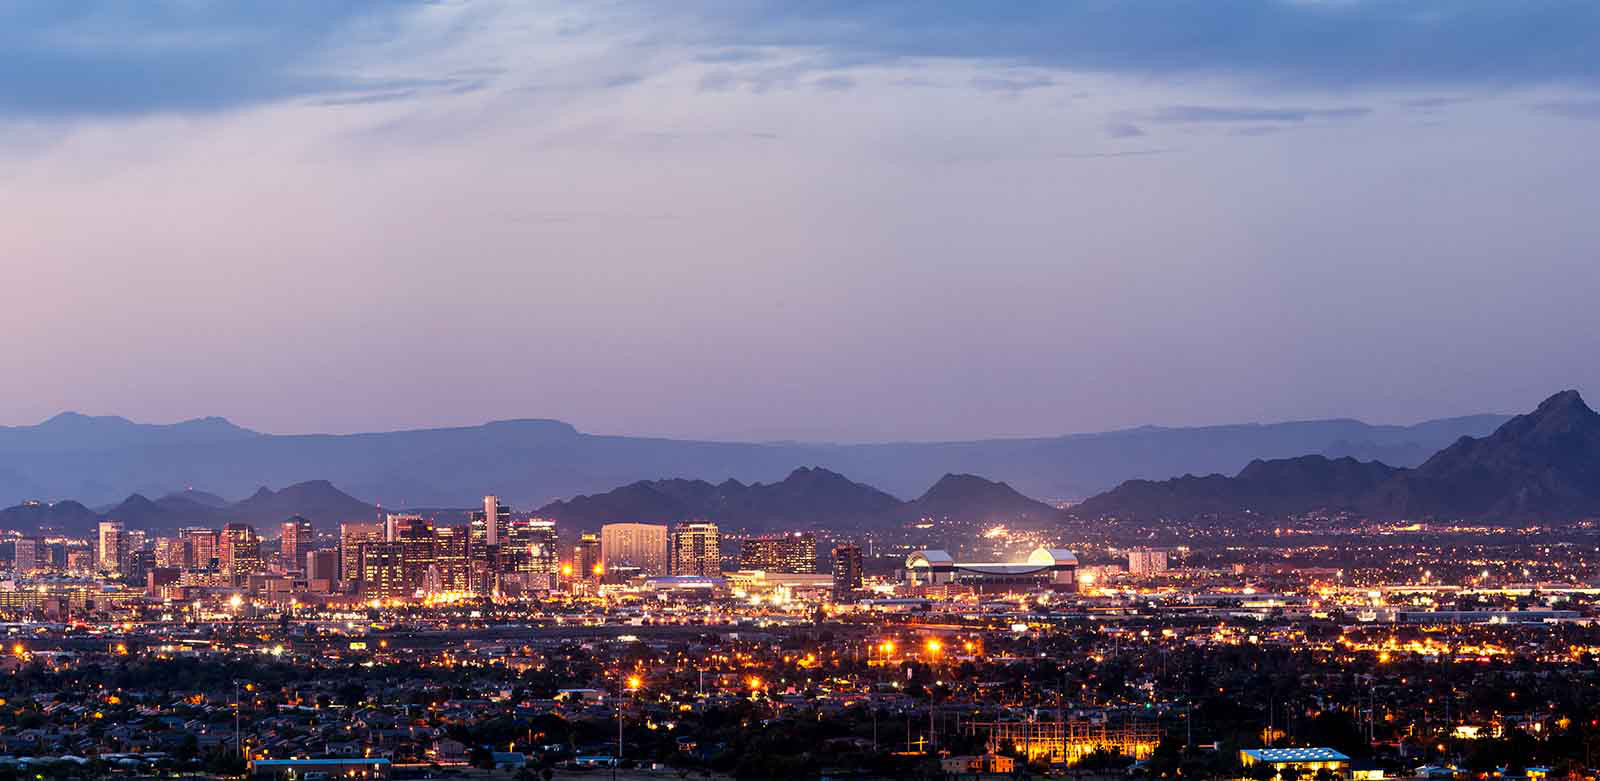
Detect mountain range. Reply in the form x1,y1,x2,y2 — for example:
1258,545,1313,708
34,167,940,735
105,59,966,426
1075,390,1600,522
0,481,378,536
0,409,1509,509
535,468,1058,531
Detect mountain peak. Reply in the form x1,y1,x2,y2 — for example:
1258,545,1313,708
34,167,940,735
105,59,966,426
1532,389,1594,420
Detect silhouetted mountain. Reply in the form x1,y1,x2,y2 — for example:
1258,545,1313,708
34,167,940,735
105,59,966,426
1367,390,1600,520
0,479,380,535
904,474,1060,522
0,500,99,534
1075,455,1402,519
0,408,1507,508
100,493,227,528
161,488,230,508
537,467,902,531
1077,391,1600,522
230,481,380,527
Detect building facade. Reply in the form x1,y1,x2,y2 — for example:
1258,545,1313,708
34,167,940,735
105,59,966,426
600,523,670,577
281,517,314,575
739,532,817,573
831,544,864,601
671,522,721,577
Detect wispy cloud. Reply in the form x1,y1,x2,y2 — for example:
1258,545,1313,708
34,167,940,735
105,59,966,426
1149,105,1372,123
1533,99,1600,119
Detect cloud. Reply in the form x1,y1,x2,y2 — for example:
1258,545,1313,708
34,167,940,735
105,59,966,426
813,75,857,92
1106,121,1145,138
1149,105,1371,122
696,1,1600,89
7,1,1599,121
1533,99,1600,119
0,1,430,117
970,74,1055,93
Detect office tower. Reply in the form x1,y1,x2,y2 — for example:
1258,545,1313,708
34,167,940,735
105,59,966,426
600,523,669,577
505,518,559,584
359,541,407,599
153,537,185,568
13,537,41,576
180,527,219,569
220,523,260,577
473,495,511,546
671,522,721,577
66,547,94,576
1127,549,1169,576
738,532,818,573
434,525,471,593
389,514,435,593
124,529,147,557
281,517,314,574
97,520,125,573
122,548,155,582
831,544,863,601
574,533,602,579
340,522,385,582
306,549,340,582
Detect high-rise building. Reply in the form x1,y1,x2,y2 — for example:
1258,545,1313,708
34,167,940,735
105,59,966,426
124,529,147,558
66,546,94,576
97,520,125,573
739,532,817,573
281,517,314,574
600,523,669,577
306,549,340,582
671,522,721,577
832,544,864,601
473,496,511,546
359,541,407,599
180,527,219,569
434,525,471,593
389,514,435,593
340,522,385,582
1127,549,1169,576
13,537,41,576
221,523,262,579
153,537,186,569
574,533,602,579
504,518,559,586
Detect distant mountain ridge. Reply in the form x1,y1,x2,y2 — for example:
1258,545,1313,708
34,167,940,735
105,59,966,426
0,407,1510,509
1076,390,1600,522
536,468,1058,530
0,480,379,535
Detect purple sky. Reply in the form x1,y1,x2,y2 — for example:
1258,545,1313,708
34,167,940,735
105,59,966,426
2,2,1599,441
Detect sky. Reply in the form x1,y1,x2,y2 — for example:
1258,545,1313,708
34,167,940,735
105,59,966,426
2,1,1599,442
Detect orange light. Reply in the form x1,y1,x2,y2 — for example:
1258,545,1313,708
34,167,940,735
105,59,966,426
561,564,574,577
924,639,943,655
879,641,895,654
747,676,763,691
627,675,642,691
593,564,605,576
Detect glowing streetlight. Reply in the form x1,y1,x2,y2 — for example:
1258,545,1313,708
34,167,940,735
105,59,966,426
229,594,243,609
924,638,943,656
878,640,895,655
627,675,642,691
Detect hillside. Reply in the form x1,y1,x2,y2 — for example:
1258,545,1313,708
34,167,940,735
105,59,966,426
0,480,380,535
1075,391,1600,522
